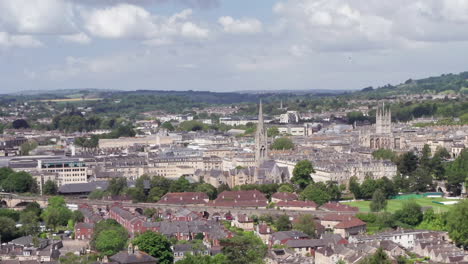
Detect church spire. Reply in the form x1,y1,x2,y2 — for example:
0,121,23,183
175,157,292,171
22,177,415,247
255,100,267,168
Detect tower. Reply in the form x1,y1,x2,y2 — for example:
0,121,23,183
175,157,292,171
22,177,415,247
255,100,268,167
376,102,391,134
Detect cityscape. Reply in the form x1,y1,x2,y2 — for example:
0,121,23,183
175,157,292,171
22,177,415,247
1,1,468,264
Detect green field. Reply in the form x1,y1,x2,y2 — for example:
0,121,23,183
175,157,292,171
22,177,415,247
344,197,458,213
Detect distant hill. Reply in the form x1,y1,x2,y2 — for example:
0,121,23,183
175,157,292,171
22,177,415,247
359,71,468,97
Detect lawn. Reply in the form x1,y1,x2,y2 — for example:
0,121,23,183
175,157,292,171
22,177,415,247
344,197,457,213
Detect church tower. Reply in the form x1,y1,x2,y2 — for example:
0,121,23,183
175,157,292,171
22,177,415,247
376,102,391,134
255,100,268,167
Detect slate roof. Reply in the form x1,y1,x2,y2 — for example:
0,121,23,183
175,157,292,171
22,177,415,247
109,251,157,264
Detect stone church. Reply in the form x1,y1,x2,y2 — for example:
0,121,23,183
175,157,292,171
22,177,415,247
359,103,402,150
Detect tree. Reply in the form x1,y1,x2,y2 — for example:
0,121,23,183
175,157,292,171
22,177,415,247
195,183,217,200
169,176,191,193
19,211,40,236
177,254,227,264
96,229,128,256
291,160,315,189
20,140,38,155
446,199,468,248
43,180,58,195
397,152,419,175
161,122,175,131
89,190,105,200
408,168,433,192
271,137,294,150
372,149,396,161
41,197,72,230
394,200,423,226
91,220,128,256
72,210,84,223
300,183,331,206
293,214,316,237
1,171,37,193
275,215,292,231
0,216,17,242
359,176,378,199
277,184,294,193
133,231,174,264
12,119,29,129
221,232,267,264
420,144,432,169
267,126,279,137
349,176,361,199
375,177,397,198
108,178,127,196
370,189,387,212
24,202,42,217
143,208,157,218
445,149,468,195
326,181,342,201
126,187,146,202
358,248,392,264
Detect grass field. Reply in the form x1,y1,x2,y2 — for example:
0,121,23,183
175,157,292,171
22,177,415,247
344,197,457,213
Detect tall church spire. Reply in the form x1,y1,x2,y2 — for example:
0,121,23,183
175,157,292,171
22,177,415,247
255,100,268,167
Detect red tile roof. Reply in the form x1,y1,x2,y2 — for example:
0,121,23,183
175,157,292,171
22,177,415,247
276,200,318,208
321,202,359,212
334,218,366,229
271,192,298,201
157,192,209,205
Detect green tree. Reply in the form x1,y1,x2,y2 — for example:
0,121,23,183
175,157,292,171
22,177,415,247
195,183,218,200
126,187,146,202
372,149,396,161
275,215,292,231
359,176,378,199
445,149,468,195
300,183,331,206
370,189,387,212
91,220,128,255
221,232,267,264
277,184,294,193
291,160,315,189
133,231,174,264
108,178,127,196
394,200,423,226
420,144,432,169
446,199,468,248
292,214,316,237
326,181,342,201
0,216,17,242
349,176,361,199
72,210,84,223
19,211,40,236
358,248,392,264
41,197,72,230
267,126,279,137
24,202,42,217
1,171,37,193
271,137,294,150
96,229,127,256
89,190,105,200
408,168,433,192
43,180,58,195
169,176,191,193
397,151,419,175
20,140,38,155
161,122,175,131
177,254,228,264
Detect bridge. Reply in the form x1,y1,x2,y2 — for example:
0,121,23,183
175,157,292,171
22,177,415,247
0,195,356,217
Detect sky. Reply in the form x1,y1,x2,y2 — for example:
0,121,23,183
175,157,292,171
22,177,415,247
1,0,468,93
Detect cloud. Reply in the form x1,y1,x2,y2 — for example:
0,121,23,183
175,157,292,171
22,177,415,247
69,0,220,9
0,32,42,48
83,4,209,43
218,16,262,34
273,0,468,52
60,32,92,44
83,4,156,39
0,0,77,34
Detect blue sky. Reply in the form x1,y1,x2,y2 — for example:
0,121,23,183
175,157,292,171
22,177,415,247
1,0,468,93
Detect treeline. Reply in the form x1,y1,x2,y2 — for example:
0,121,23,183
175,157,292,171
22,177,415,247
372,146,467,195
0,168,37,193
0,197,83,242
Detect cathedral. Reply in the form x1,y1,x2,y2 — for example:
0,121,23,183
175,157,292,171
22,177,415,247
359,103,401,150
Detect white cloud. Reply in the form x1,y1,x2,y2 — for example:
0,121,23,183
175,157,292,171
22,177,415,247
218,16,262,34
0,32,42,48
83,4,156,39
83,4,209,43
273,0,468,52
60,32,92,44
0,0,77,34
